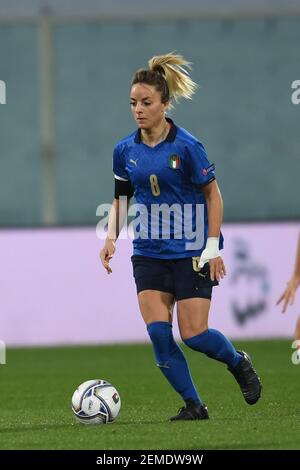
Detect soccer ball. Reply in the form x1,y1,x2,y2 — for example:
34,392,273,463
71,379,121,424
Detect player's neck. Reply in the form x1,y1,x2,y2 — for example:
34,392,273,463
141,119,170,147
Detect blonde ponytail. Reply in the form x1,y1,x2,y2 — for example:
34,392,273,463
148,53,198,103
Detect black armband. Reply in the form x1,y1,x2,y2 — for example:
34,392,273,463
114,178,134,200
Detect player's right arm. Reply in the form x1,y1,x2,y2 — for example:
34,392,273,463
100,196,130,274
276,233,300,313
100,143,134,273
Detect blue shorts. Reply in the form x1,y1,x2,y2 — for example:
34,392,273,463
131,255,218,301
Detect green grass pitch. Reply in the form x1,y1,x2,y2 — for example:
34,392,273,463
0,340,299,450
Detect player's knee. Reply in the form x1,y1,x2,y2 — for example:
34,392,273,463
182,328,209,351
147,321,172,343
180,324,208,342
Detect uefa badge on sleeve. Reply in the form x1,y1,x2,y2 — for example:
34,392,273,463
202,163,215,176
169,154,181,169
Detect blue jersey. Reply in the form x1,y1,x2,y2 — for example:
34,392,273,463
113,118,224,259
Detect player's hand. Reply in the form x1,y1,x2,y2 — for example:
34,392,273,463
99,239,116,274
198,237,226,281
208,256,226,282
276,274,300,313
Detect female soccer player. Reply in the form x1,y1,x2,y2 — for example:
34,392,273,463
100,53,262,420
277,233,300,352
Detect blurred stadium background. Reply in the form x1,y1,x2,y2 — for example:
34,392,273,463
0,0,300,451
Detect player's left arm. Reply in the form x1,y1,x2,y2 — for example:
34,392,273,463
200,180,226,282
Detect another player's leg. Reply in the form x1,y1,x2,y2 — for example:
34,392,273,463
177,297,262,405
138,290,209,421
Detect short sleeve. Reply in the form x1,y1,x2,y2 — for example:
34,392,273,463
113,144,129,181
185,142,216,187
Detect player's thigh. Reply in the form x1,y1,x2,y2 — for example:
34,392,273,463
137,290,175,325
177,297,211,340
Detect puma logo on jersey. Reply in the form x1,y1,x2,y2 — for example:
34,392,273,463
130,159,138,166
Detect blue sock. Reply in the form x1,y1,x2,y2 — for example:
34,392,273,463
183,329,242,369
147,321,202,404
